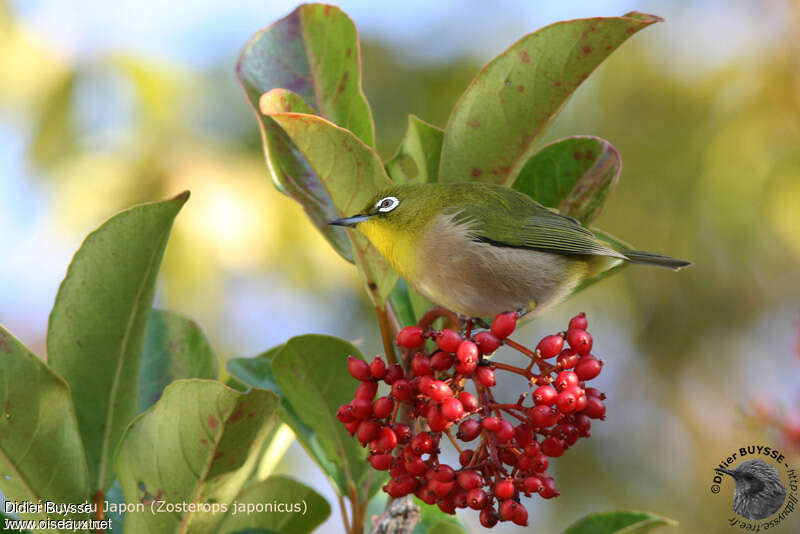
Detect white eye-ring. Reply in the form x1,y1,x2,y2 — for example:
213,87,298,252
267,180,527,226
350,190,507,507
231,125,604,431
376,196,400,213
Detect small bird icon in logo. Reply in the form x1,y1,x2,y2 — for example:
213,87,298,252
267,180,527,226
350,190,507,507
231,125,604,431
715,459,786,520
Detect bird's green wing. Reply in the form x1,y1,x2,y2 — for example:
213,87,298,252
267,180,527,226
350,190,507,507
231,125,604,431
450,199,625,259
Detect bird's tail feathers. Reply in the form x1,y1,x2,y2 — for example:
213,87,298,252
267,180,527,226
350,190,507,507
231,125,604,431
622,250,691,270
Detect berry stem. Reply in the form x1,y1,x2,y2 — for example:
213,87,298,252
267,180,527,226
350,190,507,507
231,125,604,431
375,304,399,366
444,427,463,454
337,492,351,534
491,360,533,379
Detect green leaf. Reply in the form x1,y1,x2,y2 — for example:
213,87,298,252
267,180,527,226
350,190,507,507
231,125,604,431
270,335,385,500
412,496,467,534
267,113,397,306
218,475,330,534
562,510,678,534
512,136,622,224
115,380,280,534
47,191,188,493
237,3,374,146
386,115,444,185
389,278,435,327
227,348,353,498
0,327,89,524
139,309,219,412
439,13,662,186
426,522,468,534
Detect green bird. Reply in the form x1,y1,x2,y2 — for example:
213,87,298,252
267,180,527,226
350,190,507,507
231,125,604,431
329,183,690,318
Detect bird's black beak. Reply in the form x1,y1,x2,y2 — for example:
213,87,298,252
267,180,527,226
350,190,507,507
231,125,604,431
715,467,736,477
328,214,371,227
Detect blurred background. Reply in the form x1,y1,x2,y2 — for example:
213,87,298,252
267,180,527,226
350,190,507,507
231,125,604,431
1,0,799,532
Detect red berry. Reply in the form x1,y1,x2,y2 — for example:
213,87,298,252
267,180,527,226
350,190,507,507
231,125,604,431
566,328,593,355
541,436,565,457
584,387,606,399
529,404,559,427
555,371,579,391
495,419,515,443
532,384,558,406
347,356,371,381
491,312,518,338
427,408,448,432
512,503,529,526
456,340,479,363
573,390,588,412
537,334,564,359
411,353,433,376
482,416,501,432
458,391,478,412
514,423,533,446
336,404,355,423
357,420,380,445
436,329,462,353
455,357,478,375
457,419,482,441
539,477,559,498
405,455,427,476
369,357,386,379
457,470,483,490
368,453,393,470
372,396,394,419
424,380,453,401
575,356,603,381
556,390,578,414
391,379,412,401
524,442,540,456
350,397,372,420
383,364,404,385
583,396,606,419
557,348,580,369
573,413,591,435
392,423,412,443
429,479,456,499
441,397,465,421
433,464,456,482
458,449,474,467
374,426,398,452
430,351,455,371
411,432,434,455
473,331,501,354
343,420,360,435
397,326,425,348
498,499,520,521
523,476,543,494
355,380,378,400
517,454,536,471
467,488,487,510
479,507,498,528
494,478,515,500
532,453,548,472
568,312,588,331
475,366,496,387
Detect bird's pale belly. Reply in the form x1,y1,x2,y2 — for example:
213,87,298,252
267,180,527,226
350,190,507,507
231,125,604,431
413,237,588,318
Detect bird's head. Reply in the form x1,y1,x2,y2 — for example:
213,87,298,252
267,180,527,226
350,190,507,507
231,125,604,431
715,459,781,496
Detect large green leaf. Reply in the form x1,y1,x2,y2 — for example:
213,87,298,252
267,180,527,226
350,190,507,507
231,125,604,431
237,4,374,263
267,113,397,306
47,192,188,493
139,309,219,412
0,327,89,525
227,348,352,498
439,13,661,186
513,135,622,224
237,3,374,146
115,380,280,534
271,335,385,501
385,115,444,185
218,475,330,534
562,510,678,534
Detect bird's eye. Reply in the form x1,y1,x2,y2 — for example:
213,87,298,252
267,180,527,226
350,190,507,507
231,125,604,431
376,196,399,213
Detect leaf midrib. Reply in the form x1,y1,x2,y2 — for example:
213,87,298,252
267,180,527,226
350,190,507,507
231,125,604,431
95,228,168,491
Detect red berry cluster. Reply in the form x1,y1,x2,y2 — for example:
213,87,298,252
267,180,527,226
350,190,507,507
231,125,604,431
337,311,606,528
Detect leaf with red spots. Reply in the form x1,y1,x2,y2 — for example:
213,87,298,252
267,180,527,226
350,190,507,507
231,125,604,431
237,4,374,263
0,327,89,524
139,309,218,412
512,135,621,224
264,112,398,307
115,380,280,533
439,12,662,186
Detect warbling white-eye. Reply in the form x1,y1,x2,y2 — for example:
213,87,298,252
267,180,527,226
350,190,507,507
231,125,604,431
330,183,690,318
